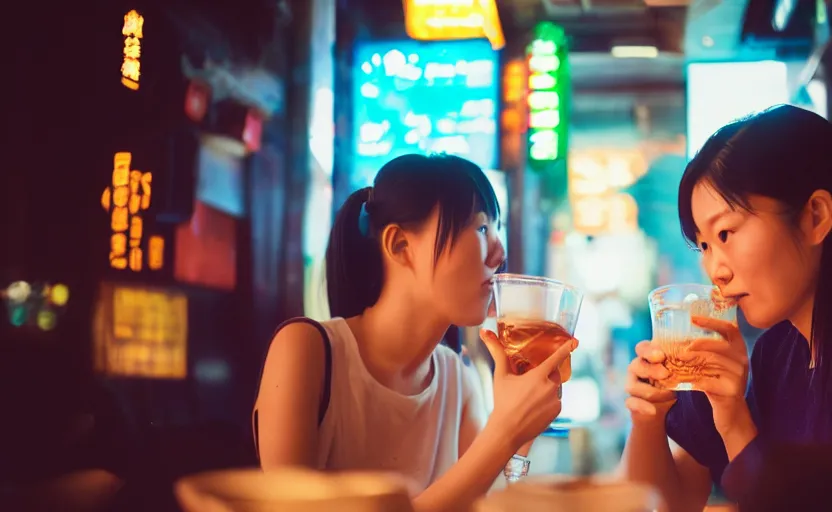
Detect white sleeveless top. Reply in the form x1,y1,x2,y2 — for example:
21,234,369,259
316,318,473,492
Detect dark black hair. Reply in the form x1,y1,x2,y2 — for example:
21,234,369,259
326,154,500,319
678,104,832,407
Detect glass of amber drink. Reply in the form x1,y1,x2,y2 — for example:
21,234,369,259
492,274,584,483
492,274,584,382
648,284,738,391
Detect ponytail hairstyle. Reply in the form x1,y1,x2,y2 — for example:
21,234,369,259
678,105,832,419
326,154,500,319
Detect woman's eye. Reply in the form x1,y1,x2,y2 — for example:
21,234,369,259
718,230,730,243
699,242,709,251
477,225,488,235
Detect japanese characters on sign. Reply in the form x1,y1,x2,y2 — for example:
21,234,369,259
101,152,163,272
121,9,144,91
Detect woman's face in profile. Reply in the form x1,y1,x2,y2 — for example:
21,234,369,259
408,208,505,327
690,182,817,329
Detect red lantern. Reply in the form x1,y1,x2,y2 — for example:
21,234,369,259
184,80,211,122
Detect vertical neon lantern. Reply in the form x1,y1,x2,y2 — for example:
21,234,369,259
121,10,144,91
526,22,570,172
101,152,164,272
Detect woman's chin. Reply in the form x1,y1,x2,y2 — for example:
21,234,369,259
741,307,779,330
458,314,488,328
454,306,490,328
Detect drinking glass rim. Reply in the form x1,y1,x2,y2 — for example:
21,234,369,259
648,283,718,299
648,283,736,307
494,273,582,295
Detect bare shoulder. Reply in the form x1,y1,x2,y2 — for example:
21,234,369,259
258,320,329,399
255,319,330,468
264,321,327,366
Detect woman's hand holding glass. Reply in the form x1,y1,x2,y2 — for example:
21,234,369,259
679,316,753,440
627,316,756,456
480,329,578,450
625,341,677,421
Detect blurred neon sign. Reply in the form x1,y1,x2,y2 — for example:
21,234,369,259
568,150,643,235
403,0,505,50
2,281,70,330
501,59,527,170
352,40,498,190
101,152,164,272
148,236,164,270
527,22,570,167
94,284,188,380
121,9,144,91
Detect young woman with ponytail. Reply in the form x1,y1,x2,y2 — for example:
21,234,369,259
253,154,577,511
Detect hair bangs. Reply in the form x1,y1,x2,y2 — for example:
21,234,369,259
678,120,752,248
428,155,500,262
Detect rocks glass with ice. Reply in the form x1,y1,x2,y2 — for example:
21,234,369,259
647,283,738,391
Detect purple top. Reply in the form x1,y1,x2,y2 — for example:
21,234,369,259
665,321,831,502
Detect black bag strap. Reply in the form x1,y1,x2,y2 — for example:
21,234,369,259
253,317,333,462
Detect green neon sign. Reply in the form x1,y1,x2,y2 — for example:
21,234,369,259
527,22,570,168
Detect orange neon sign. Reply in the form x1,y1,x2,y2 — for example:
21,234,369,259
403,0,505,50
148,235,165,270
121,10,144,91
93,284,188,380
101,152,163,272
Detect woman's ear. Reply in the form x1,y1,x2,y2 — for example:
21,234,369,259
802,189,832,246
379,224,411,268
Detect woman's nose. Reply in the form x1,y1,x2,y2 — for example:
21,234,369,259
487,240,506,270
707,259,733,287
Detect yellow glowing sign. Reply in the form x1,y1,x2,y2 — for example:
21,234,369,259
93,284,188,380
568,149,645,235
403,0,505,50
121,10,144,90
568,150,647,195
572,193,639,236
101,152,163,272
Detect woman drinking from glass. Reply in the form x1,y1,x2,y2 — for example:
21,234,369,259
253,154,577,512
622,105,832,511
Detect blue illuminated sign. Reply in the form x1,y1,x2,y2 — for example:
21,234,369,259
352,39,499,190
